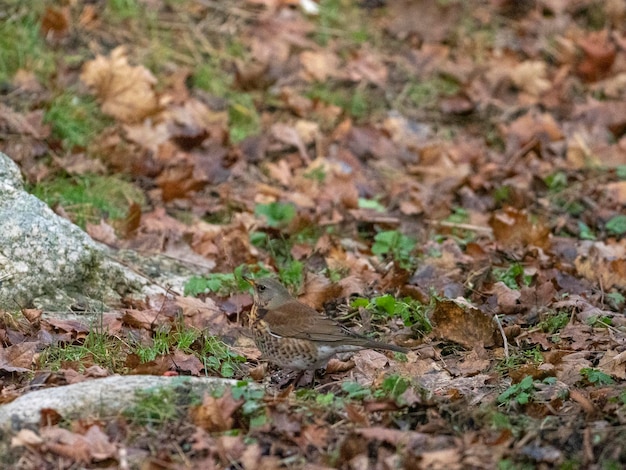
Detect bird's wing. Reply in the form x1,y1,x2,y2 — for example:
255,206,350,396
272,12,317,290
262,299,354,343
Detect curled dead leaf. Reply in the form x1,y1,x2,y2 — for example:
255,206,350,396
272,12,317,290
80,46,159,122
431,299,495,349
191,390,243,432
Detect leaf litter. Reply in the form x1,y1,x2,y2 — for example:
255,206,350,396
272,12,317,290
1,0,626,468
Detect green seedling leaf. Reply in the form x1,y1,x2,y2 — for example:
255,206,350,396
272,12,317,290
374,294,396,315
577,221,596,240
606,215,626,235
358,198,386,212
255,202,296,228
350,298,370,309
580,368,614,386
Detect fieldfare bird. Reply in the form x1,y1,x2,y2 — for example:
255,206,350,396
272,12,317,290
245,277,407,374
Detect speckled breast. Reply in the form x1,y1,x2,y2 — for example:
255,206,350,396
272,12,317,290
251,321,323,370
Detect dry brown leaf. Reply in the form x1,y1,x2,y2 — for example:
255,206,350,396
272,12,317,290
510,61,551,96
38,427,91,463
351,350,392,385
121,309,164,330
298,273,343,310
170,349,204,376
597,350,626,380
605,181,626,205
270,123,310,162
490,207,551,249
80,46,159,122
431,299,495,349
191,390,243,432
300,50,341,81
86,219,118,246
577,30,617,82
489,281,520,313
575,240,626,289
41,6,70,42
0,342,38,372
346,50,388,87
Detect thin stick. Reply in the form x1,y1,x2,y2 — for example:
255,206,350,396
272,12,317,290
433,220,494,234
494,314,509,360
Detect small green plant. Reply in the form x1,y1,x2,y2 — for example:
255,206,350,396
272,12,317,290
202,336,246,378
254,202,296,228
586,315,613,328
230,381,268,427
544,171,568,193
136,326,172,362
617,165,626,181
306,83,378,120
358,197,386,212
606,291,625,310
184,263,271,297
135,323,201,363
185,273,240,297
106,0,143,20
371,230,416,269
374,374,411,402
498,346,544,372
278,259,304,291
124,387,179,427
606,215,626,236
406,75,461,108
493,263,532,290
493,185,512,205
352,294,431,333
315,0,370,46
498,375,535,406
40,330,127,373
580,368,614,386
537,311,570,334
303,166,326,182
193,61,232,96
577,221,596,240
341,381,372,400
229,93,260,143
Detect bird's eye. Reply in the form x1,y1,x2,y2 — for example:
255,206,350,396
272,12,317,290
258,285,266,292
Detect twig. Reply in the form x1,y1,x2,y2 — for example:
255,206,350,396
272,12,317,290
434,220,494,234
493,314,509,360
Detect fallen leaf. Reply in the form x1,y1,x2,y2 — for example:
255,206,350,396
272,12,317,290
0,342,38,372
597,350,626,380
300,50,341,81
431,299,495,349
81,46,159,122
190,390,243,432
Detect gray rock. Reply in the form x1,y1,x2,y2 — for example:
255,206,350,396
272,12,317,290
0,152,145,313
0,375,253,431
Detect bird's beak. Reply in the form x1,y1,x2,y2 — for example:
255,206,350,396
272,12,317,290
242,273,255,286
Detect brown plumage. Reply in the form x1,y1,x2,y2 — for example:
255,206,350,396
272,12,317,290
246,277,407,371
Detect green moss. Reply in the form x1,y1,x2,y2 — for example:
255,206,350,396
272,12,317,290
193,61,233,96
307,83,381,120
30,174,145,228
45,93,111,149
229,93,260,142
406,76,461,108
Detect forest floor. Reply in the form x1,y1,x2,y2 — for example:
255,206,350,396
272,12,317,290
1,0,626,468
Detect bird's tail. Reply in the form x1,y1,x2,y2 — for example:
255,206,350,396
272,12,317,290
361,340,409,354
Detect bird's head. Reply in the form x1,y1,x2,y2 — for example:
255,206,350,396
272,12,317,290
244,276,293,309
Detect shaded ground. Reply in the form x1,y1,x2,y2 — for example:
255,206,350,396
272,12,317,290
1,0,626,468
